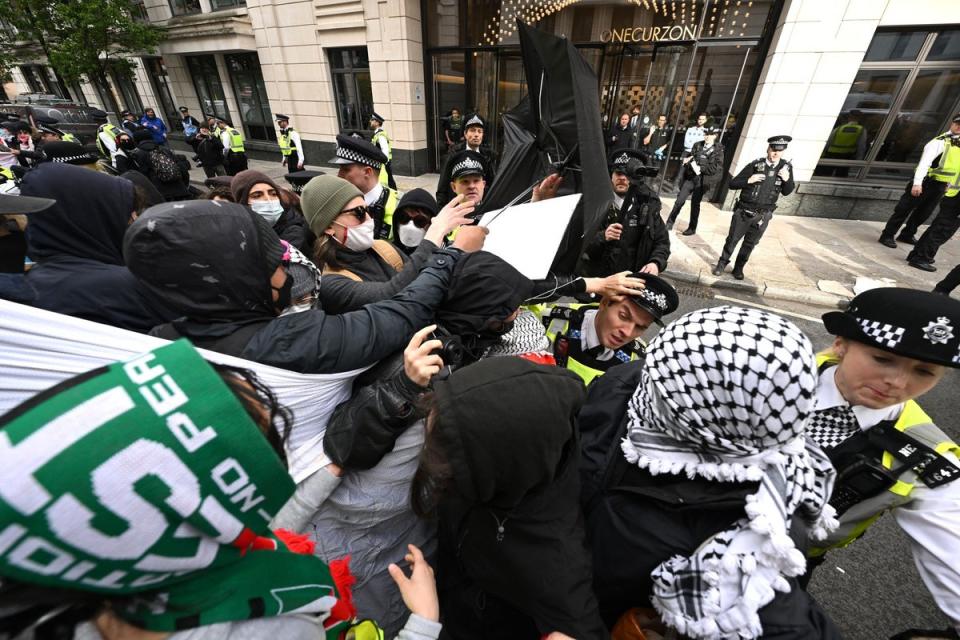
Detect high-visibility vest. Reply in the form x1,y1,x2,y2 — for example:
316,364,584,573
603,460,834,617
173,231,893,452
226,128,245,153
372,128,392,186
0,166,14,181
826,123,864,155
531,302,643,385
61,132,79,144
279,127,296,157
810,352,960,556
926,134,960,198
96,123,120,157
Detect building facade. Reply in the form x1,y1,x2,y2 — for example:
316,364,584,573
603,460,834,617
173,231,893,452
2,0,958,220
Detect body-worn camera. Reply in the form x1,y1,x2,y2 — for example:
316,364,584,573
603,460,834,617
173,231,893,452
623,157,658,182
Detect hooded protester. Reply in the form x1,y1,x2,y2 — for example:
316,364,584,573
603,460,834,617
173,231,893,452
111,131,136,173
391,188,439,255
130,129,191,202
413,357,608,639
579,306,841,639
0,163,175,332
289,252,551,638
123,199,465,372
231,168,313,253
303,175,481,315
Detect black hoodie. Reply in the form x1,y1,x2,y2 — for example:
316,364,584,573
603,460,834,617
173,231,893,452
123,200,463,373
0,163,175,332
431,358,608,639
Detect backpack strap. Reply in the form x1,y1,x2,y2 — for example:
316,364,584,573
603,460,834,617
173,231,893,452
321,264,363,282
371,239,404,272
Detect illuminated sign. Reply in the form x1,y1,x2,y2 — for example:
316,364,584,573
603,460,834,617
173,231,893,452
601,24,701,43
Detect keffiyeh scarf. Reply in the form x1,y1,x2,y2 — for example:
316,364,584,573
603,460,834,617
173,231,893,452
621,306,837,640
483,309,552,358
0,340,354,635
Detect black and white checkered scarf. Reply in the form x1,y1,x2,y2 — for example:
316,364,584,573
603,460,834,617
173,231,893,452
622,306,838,640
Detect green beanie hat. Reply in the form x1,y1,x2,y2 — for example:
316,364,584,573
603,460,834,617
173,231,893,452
301,174,363,235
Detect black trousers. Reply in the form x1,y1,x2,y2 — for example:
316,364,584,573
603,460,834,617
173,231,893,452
936,264,960,294
224,151,248,177
908,195,960,264
666,178,704,230
285,153,304,173
881,177,946,239
202,164,226,178
718,207,774,267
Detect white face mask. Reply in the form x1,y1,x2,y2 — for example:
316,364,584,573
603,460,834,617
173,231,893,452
340,217,376,252
397,220,426,247
250,200,284,225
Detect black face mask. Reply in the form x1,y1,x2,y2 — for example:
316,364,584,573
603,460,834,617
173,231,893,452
271,272,293,313
120,139,135,151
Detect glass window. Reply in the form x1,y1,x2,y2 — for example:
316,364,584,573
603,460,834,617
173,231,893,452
110,64,143,113
224,52,275,142
131,0,149,21
19,65,50,94
211,0,245,9
169,0,201,16
864,30,927,62
928,30,960,61
875,69,960,164
819,70,909,163
143,58,179,128
186,55,231,122
866,166,915,182
329,47,373,133
431,52,466,168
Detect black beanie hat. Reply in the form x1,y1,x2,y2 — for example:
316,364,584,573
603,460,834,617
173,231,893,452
395,188,439,219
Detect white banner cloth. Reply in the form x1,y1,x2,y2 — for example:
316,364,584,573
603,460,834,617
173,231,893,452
0,300,363,483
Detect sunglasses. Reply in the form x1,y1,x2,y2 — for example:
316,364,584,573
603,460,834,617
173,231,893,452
395,210,432,229
338,205,369,223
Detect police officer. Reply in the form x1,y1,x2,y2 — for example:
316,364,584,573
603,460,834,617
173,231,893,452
665,125,724,235
806,288,960,638
216,118,248,176
275,113,305,173
369,111,396,189
95,112,122,159
534,273,679,385
907,179,960,272
284,169,324,195
119,110,144,136
33,117,78,145
329,133,397,240
880,114,960,248
436,113,498,208
821,109,867,177
582,148,669,278
713,134,795,280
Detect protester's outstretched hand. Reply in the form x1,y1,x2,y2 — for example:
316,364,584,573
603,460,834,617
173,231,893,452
531,173,563,202
426,194,475,245
403,325,444,388
584,271,646,298
388,544,439,622
639,262,660,276
452,225,488,252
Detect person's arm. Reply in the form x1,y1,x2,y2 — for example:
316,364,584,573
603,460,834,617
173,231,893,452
376,134,390,156
914,138,944,187
892,461,960,632
643,126,655,146
249,248,462,373
727,162,755,190
780,162,796,197
644,200,670,272
221,130,231,153
292,130,305,166
270,465,343,531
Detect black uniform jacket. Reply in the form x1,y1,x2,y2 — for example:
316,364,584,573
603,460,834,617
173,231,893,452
582,185,670,276
579,362,843,639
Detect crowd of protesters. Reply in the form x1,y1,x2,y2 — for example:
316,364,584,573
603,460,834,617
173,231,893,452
0,97,959,640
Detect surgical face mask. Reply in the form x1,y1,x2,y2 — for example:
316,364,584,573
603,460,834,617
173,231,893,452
250,200,284,225
398,220,426,247
341,217,376,252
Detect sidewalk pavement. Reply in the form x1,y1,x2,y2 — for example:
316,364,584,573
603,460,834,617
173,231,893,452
192,159,957,309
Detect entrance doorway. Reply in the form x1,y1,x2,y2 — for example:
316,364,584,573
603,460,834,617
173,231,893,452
600,41,757,196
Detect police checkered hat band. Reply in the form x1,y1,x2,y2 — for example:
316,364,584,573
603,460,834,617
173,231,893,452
613,152,630,166
334,144,381,169
638,288,669,312
452,156,484,176
464,114,484,128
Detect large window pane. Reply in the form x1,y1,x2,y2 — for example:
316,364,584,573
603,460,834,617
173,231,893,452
186,55,230,122
329,47,373,134
143,58,179,128
211,0,245,9
431,52,466,168
169,0,201,16
819,70,909,164
864,31,927,62
224,52,275,142
110,64,143,113
875,69,960,164
928,30,960,61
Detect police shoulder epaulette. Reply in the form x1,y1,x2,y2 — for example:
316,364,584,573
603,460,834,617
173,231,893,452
550,306,575,321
